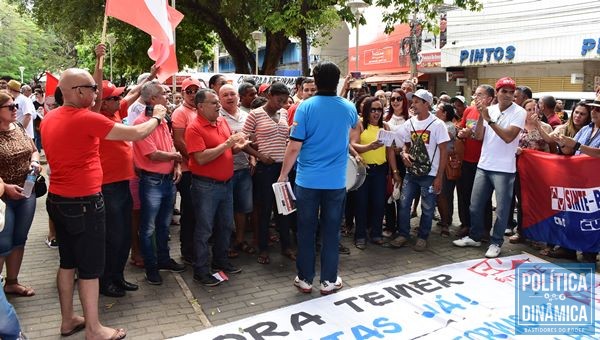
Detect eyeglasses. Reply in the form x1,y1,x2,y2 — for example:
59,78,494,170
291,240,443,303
72,84,98,91
105,96,120,101
200,101,220,105
185,89,198,95
0,103,19,110
371,108,384,113
390,97,404,102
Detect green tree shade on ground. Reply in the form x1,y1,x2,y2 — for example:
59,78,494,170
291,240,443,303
0,0,76,83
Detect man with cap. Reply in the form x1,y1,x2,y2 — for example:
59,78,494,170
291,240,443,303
7,80,36,139
453,77,526,258
172,77,202,265
451,95,466,121
390,89,449,251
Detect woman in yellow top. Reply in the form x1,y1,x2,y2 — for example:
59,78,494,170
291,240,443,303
350,97,401,249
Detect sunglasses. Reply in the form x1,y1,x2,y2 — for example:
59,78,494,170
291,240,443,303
390,97,404,102
185,89,198,95
0,103,19,110
371,108,384,113
72,84,98,91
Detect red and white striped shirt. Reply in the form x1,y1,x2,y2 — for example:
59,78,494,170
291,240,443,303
242,107,289,162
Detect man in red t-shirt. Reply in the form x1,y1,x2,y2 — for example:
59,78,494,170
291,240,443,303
185,89,249,286
98,75,156,298
42,55,167,339
539,95,561,128
455,85,494,239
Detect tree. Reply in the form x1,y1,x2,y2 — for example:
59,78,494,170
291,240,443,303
0,0,76,82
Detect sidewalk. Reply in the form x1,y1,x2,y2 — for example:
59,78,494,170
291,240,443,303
8,195,552,339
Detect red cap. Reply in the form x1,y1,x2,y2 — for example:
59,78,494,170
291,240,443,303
182,77,202,91
495,77,516,91
258,83,270,94
102,80,125,100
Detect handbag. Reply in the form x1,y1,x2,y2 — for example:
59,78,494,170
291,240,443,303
35,175,47,197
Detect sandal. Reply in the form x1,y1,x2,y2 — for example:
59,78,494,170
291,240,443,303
371,239,385,246
341,226,353,237
281,249,297,261
440,226,450,237
355,241,366,250
129,258,144,268
234,241,257,255
227,249,239,259
508,233,523,244
109,328,127,340
539,247,552,256
547,247,577,260
3,278,35,297
257,254,270,265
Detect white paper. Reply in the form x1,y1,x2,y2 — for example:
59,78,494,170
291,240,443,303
376,129,403,147
272,182,297,215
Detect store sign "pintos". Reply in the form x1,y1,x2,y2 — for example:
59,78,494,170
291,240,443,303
459,46,516,64
581,39,600,56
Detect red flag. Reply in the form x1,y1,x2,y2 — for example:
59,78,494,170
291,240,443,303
105,0,184,82
45,72,59,97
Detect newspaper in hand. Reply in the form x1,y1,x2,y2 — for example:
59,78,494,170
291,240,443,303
376,128,403,147
272,182,297,215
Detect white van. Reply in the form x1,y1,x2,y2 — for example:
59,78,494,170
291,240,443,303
532,92,596,115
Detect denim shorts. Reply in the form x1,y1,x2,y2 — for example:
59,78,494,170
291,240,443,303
0,195,36,256
46,193,106,279
232,168,253,213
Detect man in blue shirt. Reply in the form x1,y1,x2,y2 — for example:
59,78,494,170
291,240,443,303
278,62,357,295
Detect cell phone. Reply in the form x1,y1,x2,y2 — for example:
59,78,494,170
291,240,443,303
145,105,154,117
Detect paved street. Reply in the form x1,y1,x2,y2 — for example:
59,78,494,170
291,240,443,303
7,192,563,339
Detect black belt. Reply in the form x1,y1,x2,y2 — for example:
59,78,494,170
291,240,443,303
48,192,102,200
192,174,230,184
140,169,173,179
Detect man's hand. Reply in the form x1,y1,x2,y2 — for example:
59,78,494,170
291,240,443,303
555,135,576,148
173,165,182,184
172,152,183,163
432,176,442,194
149,65,159,80
474,97,490,121
457,127,471,139
95,44,107,58
402,152,414,168
152,105,167,120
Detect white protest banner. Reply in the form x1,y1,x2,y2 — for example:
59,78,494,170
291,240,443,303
174,254,600,340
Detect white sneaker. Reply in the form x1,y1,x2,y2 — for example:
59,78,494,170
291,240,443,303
294,276,312,293
485,244,502,258
320,276,343,295
453,236,481,247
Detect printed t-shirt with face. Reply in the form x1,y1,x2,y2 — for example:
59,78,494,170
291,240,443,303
400,114,450,177
459,106,484,163
41,106,116,197
99,99,134,184
171,104,197,172
185,114,234,181
478,102,526,173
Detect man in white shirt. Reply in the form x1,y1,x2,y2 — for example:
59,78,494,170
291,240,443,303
453,77,526,258
7,80,36,139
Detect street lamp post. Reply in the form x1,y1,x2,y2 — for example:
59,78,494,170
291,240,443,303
107,33,117,82
251,30,263,75
193,49,202,71
18,66,25,83
348,0,368,73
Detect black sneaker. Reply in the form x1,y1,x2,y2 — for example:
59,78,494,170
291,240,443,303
211,262,242,274
158,259,186,273
182,256,193,266
338,243,351,255
193,272,221,286
145,270,163,285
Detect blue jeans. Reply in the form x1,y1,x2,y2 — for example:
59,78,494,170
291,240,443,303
232,168,253,213
139,172,176,270
0,288,21,340
191,177,234,275
295,185,345,284
396,174,436,240
101,180,133,283
176,171,195,262
0,194,36,256
469,168,516,246
354,163,387,243
254,163,291,252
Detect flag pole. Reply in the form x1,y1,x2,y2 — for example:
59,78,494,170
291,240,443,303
99,14,108,69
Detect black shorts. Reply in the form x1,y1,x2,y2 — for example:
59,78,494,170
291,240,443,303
46,193,106,279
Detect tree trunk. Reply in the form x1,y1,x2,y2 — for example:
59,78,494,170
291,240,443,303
262,31,289,75
300,28,309,76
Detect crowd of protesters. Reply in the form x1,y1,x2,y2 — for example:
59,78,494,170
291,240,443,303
2,42,600,338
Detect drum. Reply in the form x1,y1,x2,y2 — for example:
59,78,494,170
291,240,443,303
346,155,366,191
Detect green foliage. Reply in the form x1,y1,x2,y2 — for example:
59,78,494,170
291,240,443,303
0,0,76,82
375,0,482,34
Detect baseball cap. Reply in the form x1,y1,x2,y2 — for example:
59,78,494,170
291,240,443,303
451,95,466,104
101,80,125,100
182,77,202,91
495,77,516,91
258,83,270,94
7,80,21,92
413,89,433,105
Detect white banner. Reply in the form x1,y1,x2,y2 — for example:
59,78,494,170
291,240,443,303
175,254,600,339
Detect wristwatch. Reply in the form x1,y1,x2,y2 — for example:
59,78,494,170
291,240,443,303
574,142,582,151
488,119,496,126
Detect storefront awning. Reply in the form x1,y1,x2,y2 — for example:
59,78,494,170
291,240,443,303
363,73,424,85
